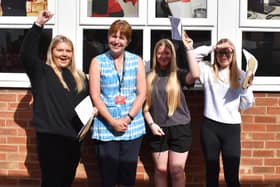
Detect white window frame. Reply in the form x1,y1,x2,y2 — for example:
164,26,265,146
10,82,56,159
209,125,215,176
0,0,56,87
240,27,280,91
240,0,280,28
239,0,280,91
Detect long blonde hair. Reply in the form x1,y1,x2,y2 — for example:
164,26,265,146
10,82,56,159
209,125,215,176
213,38,240,89
46,35,86,92
144,39,180,117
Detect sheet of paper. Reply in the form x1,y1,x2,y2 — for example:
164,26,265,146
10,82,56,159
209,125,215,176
242,49,258,74
77,115,94,142
169,16,182,41
75,95,94,126
242,49,258,89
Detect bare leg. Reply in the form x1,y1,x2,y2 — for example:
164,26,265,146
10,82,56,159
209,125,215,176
152,151,169,187
168,151,189,187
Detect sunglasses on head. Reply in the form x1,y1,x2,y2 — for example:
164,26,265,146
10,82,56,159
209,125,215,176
215,48,233,58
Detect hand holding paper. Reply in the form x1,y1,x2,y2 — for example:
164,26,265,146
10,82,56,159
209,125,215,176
75,96,97,141
242,49,258,89
169,16,194,51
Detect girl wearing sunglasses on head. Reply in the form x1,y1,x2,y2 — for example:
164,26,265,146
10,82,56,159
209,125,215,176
193,38,255,187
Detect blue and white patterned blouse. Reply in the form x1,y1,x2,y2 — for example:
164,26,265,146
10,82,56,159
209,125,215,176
92,51,146,141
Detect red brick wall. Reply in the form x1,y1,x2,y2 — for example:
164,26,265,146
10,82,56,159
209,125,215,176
0,89,279,187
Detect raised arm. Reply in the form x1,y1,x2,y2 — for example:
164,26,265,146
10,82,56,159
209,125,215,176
19,10,54,77
34,10,54,27
182,31,200,85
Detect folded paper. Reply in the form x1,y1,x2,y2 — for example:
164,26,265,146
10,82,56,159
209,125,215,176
169,16,182,41
75,96,95,141
242,49,258,89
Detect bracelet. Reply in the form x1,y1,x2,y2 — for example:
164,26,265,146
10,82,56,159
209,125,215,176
127,113,134,121
34,21,43,27
148,122,155,127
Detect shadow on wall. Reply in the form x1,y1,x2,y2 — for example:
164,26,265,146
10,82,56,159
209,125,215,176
14,91,41,186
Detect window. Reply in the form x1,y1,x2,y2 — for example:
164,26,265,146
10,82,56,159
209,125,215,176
242,31,280,76
80,0,147,25
240,0,280,27
0,0,55,87
0,28,51,73
89,0,139,17
0,0,55,24
0,0,47,17
240,0,280,90
148,0,216,26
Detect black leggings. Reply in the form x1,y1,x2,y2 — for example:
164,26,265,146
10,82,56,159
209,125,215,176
36,132,81,187
200,118,241,187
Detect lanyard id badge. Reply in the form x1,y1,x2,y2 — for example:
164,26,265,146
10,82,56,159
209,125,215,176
115,95,126,104
114,59,126,104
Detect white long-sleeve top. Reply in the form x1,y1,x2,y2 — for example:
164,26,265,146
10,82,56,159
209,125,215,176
199,61,255,124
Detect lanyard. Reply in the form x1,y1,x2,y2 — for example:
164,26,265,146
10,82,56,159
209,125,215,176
114,59,125,94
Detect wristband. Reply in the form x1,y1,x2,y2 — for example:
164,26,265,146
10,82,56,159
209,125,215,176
148,122,155,127
34,21,43,27
127,113,134,121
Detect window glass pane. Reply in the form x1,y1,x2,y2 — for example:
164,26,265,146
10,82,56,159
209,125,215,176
0,0,48,16
242,31,280,76
247,0,280,20
83,29,143,73
88,0,139,17
151,30,211,69
0,28,52,73
156,0,207,18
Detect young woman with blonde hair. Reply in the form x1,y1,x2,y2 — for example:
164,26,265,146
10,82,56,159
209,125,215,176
195,38,255,187
144,33,199,187
20,10,94,187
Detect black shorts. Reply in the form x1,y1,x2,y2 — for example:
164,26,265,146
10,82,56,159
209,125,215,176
148,124,192,153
